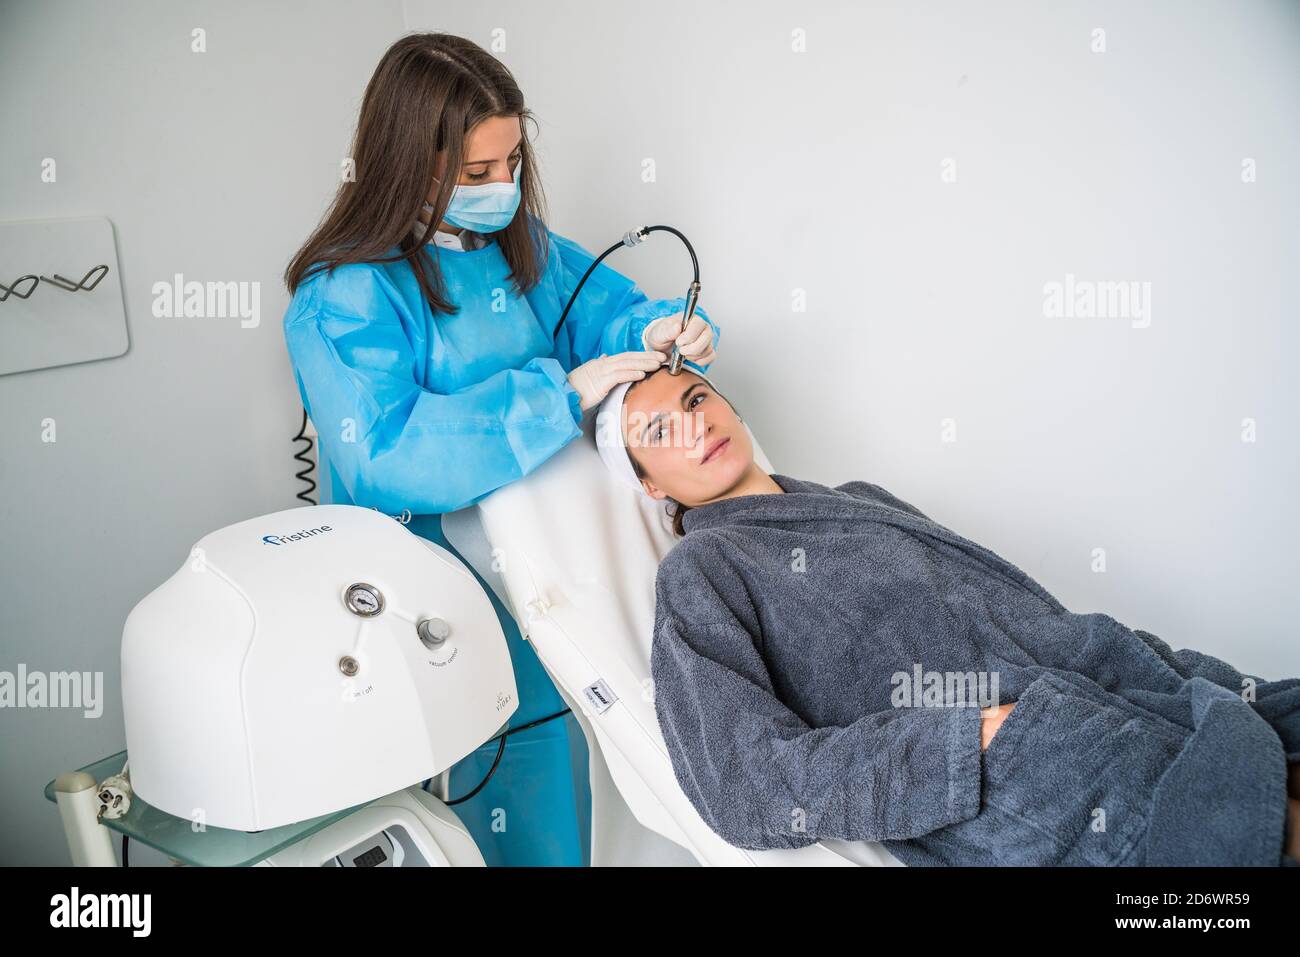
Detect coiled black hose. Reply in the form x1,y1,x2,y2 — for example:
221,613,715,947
292,408,317,506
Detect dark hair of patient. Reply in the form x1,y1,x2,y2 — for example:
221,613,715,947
624,376,741,538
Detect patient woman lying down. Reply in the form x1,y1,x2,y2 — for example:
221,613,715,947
594,365,1300,866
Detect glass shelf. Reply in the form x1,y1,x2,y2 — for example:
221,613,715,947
44,751,372,867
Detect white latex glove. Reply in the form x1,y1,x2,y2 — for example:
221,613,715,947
567,350,667,411
642,312,717,366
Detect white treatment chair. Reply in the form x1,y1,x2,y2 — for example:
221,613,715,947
441,413,903,867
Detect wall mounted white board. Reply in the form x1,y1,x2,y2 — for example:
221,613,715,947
0,216,129,377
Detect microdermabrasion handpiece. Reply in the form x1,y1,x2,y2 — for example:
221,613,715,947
668,280,701,376
552,225,702,374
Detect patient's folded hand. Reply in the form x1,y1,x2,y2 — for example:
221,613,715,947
980,702,1017,751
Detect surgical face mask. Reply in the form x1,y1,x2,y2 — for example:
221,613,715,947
421,159,522,233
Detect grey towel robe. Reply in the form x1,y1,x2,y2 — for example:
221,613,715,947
650,474,1300,865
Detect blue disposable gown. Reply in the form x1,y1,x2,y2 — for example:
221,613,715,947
282,226,717,514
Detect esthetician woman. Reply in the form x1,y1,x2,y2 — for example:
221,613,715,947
280,32,719,866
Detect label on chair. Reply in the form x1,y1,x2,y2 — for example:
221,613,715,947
582,678,618,715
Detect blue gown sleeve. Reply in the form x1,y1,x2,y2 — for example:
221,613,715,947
283,270,584,516
545,230,720,370
650,538,984,850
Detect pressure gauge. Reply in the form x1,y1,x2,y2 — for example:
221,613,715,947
344,583,385,617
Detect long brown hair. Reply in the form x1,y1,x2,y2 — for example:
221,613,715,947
283,32,550,313
625,376,742,537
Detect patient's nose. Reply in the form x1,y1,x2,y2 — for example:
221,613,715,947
683,412,710,454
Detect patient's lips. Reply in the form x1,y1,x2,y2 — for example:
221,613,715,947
701,436,730,465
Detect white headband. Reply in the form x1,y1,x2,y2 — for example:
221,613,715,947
594,363,718,494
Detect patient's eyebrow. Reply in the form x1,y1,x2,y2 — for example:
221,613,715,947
639,383,708,443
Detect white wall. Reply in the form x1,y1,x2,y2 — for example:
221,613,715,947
0,0,410,866
2,0,1296,864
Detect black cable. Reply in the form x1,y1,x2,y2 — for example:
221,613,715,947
494,706,575,743
436,706,573,805
292,407,317,506
444,735,505,806
644,224,700,278
551,239,626,341
122,834,129,867
550,225,700,343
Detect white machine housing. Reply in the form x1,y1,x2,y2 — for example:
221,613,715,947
121,504,517,832
259,786,485,867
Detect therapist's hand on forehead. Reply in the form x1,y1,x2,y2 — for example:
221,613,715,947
568,350,668,412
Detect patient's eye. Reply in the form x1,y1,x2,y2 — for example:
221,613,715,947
649,393,710,445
